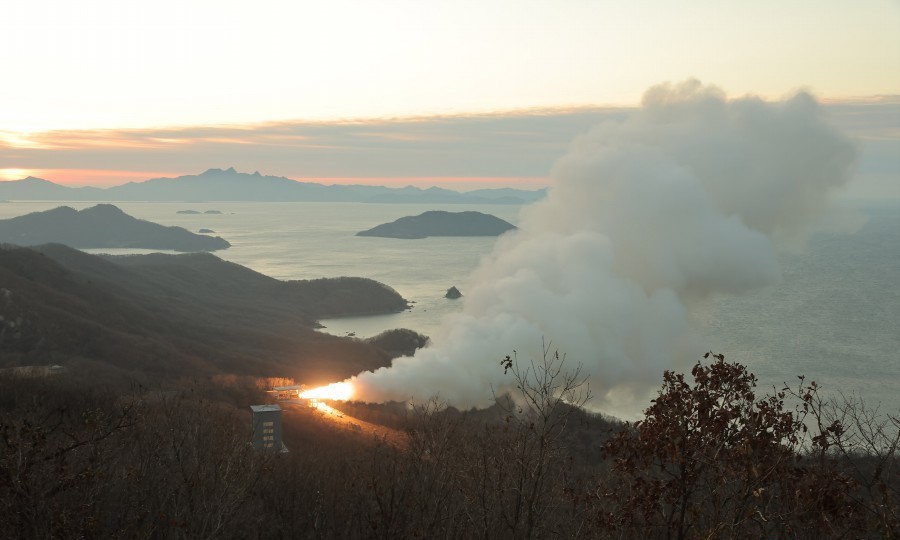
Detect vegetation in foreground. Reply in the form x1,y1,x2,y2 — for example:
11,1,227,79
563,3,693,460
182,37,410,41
1,351,898,539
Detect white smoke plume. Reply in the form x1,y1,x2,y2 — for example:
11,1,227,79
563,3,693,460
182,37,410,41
350,80,857,417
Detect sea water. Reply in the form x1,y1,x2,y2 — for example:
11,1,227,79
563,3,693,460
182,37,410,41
1,200,898,412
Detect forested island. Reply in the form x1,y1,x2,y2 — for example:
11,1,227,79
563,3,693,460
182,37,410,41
0,204,230,252
357,210,517,239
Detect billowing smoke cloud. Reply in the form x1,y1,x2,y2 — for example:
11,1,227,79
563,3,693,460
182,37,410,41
350,80,857,417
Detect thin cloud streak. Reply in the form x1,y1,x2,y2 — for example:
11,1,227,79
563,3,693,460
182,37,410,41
1,107,629,185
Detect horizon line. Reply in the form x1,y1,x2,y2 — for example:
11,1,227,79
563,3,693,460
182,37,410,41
0,168,551,192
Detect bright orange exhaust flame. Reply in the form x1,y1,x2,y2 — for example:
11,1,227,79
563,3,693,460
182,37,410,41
300,381,353,401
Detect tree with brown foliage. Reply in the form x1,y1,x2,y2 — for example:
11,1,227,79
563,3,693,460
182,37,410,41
596,353,867,539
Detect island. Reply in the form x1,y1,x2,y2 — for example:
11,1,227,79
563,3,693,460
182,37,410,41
445,286,463,299
178,209,222,215
0,204,231,252
357,210,516,239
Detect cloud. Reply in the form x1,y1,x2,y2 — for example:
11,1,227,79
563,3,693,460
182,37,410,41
0,108,628,182
348,81,859,418
1,97,894,195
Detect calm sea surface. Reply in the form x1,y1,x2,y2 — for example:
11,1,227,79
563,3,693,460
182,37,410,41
2,200,898,412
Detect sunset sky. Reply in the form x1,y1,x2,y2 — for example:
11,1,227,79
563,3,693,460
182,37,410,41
2,0,898,191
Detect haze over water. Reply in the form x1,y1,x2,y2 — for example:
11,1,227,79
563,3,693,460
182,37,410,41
1,199,897,414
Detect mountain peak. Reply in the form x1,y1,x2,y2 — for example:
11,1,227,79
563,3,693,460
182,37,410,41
46,205,78,214
82,203,126,215
23,176,53,184
199,167,239,176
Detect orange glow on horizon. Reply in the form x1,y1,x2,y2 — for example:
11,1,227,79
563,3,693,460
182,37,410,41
301,381,354,402
0,169,178,187
0,169,34,181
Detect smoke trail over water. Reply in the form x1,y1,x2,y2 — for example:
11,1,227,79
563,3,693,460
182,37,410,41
351,81,857,417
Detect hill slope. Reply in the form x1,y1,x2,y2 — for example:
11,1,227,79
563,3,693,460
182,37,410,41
0,244,409,383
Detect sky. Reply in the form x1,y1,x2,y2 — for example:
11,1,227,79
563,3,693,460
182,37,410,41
1,0,899,191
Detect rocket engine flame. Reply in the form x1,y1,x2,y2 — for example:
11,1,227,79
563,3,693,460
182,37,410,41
300,382,354,401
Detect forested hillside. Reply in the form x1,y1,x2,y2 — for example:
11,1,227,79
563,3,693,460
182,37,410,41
1,351,898,538
0,243,408,383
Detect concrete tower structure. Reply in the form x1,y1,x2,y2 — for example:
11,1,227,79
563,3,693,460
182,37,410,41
250,404,287,452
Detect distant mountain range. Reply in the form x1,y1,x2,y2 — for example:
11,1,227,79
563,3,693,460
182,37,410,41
0,204,230,252
0,168,547,204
